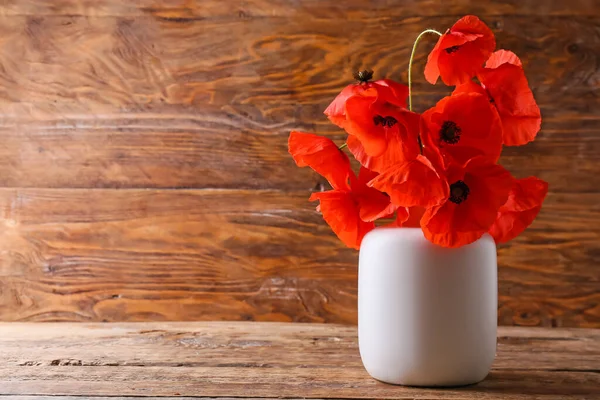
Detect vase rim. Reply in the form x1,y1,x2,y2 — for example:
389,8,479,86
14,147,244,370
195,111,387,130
365,227,495,248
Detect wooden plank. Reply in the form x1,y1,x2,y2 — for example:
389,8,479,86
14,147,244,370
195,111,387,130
0,0,596,17
0,189,597,327
0,119,595,192
1,368,598,399
1,322,599,371
0,14,595,190
0,322,598,398
0,15,594,113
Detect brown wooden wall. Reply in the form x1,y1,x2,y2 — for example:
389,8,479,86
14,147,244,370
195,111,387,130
0,0,598,327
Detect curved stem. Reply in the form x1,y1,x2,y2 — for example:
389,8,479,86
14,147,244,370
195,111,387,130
408,29,442,112
338,143,347,150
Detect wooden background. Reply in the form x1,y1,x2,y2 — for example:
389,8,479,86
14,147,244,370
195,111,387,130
0,0,597,327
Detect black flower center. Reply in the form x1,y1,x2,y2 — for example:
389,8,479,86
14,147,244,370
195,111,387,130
449,180,470,204
373,115,398,128
354,70,374,84
445,45,460,54
440,121,462,144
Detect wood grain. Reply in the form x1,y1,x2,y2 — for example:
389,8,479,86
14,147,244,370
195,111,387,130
0,189,597,327
0,14,595,191
0,15,593,115
0,1,597,326
0,0,597,17
0,322,598,398
0,119,595,192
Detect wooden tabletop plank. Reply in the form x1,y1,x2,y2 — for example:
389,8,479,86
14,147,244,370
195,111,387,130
1,368,599,399
0,322,598,399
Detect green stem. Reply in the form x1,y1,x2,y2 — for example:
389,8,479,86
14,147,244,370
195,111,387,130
408,29,442,112
338,143,348,150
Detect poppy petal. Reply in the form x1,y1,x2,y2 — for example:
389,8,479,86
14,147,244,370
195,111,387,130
358,195,398,222
357,166,379,185
324,84,378,128
422,204,488,248
478,64,541,145
344,96,387,156
383,207,410,228
462,160,513,230
424,15,496,86
353,167,398,222
345,96,416,157
436,39,489,85
485,49,522,68
288,131,352,190
369,155,449,208
309,190,374,249
489,177,548,243
424,37,443,85
402,206,426,228
452,80,488,97
376,79,409,108
347,109,421,172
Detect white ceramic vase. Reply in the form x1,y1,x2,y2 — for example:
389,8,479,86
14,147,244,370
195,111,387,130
358,228,497,387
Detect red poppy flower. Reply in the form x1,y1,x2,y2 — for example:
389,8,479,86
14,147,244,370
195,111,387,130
424,15,496,86
324,79,409,156
454,50,541,146
324,79,408,126
309,167,396,249
369,155,448,208
346,109,421,172
489,177,548,243
421,92,503,167
421,157,513,248
288,131,352,190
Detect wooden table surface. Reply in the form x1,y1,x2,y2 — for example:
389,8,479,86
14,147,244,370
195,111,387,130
0,322,598,399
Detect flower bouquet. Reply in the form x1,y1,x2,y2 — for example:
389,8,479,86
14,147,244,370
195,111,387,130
288,15,548,249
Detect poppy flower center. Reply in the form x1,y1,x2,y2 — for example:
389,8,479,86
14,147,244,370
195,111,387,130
373,115,398,128
445,45,460,54
449,180,470,204
440,121,462,144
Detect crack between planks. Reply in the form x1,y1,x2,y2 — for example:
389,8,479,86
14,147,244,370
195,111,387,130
11,363,600,374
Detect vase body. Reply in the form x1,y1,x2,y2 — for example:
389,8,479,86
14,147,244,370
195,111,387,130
358,228,497,387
